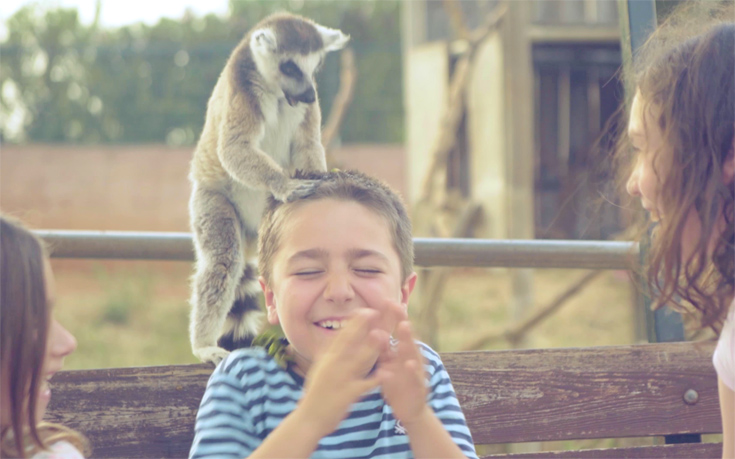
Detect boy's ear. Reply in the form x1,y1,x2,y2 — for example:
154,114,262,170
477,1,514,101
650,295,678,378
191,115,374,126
400,272,418,308
259,276,280,325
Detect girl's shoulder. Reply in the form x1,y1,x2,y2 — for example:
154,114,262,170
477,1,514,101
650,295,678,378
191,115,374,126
31,441,85,459
713,299,735,390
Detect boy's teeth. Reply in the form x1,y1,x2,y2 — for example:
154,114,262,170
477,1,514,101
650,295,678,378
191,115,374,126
318,320,343,330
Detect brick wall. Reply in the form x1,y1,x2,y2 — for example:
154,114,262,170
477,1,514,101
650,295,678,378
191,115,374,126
0,144,406,231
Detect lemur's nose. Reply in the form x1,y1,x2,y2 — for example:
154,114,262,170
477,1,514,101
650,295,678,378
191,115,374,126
297,87,316,104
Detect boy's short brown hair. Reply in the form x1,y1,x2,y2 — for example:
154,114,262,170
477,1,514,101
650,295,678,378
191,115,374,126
258,170,414,284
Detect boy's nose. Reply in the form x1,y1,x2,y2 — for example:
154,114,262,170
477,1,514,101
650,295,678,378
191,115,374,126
324,272,354,304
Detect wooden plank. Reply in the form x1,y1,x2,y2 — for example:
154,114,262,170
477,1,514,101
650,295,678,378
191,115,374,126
450,342,721,444
481,442,722,458
45,342,721,458
45,365,212,458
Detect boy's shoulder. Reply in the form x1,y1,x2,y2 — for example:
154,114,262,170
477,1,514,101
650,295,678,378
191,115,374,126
415,340,445,372
212,347,288,383
416,340,440,358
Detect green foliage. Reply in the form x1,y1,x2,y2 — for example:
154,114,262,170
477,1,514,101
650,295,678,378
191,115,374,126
1,0,403,144
251,326,291,367
93,266,152,326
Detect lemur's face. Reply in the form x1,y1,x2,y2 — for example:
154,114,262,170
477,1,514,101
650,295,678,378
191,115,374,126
250,19,349,106
276,53,324,106
260,198,416,376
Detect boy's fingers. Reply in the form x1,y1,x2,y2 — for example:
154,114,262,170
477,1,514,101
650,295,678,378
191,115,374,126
333,309,378,348
383,298,408,330
404,359,424,380
395,321,425,373
343,328,388,376
354,374,382,397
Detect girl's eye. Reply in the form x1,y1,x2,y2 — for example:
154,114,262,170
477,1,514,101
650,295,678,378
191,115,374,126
355,269,381,275
294,270,322,277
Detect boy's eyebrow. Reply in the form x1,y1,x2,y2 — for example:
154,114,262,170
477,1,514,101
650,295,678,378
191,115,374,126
346,248,390,262
285,248,390,264
286,248,329,264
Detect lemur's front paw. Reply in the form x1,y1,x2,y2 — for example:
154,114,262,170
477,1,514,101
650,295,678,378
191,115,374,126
273,179,320,202
193,346,231,366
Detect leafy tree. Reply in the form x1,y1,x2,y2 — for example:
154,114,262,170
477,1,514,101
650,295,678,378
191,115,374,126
0,0,403,144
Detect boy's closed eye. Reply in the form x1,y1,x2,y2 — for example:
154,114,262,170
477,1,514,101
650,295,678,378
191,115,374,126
293,269,324,277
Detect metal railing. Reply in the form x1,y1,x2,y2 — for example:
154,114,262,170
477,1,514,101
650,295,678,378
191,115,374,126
36,230,638,270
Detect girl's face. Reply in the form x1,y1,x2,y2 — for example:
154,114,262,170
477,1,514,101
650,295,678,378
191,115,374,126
626,90,734,259
37,260,77,421
626,91,671,222
0,260,77,430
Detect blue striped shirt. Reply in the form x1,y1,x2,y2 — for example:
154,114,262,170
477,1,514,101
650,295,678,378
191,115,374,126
190,343,478,459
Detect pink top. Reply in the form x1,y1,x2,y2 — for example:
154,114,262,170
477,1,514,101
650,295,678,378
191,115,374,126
713,300,735,391
31,441,85,459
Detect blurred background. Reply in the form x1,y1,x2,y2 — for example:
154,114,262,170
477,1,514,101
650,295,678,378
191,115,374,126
2,0,718,453
0,0,670,361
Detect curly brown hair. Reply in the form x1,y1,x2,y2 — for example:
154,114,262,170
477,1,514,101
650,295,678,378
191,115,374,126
617,1,734,333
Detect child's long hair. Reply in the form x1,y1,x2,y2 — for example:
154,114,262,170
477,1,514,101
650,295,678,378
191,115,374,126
0,216,89,458
616,1,734,332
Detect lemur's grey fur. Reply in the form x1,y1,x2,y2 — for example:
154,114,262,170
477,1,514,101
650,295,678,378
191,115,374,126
189,12,349,364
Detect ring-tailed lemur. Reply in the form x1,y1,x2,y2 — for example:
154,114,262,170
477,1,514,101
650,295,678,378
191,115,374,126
189,12,349,364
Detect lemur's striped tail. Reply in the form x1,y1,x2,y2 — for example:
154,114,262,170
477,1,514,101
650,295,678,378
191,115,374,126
217,261,263,351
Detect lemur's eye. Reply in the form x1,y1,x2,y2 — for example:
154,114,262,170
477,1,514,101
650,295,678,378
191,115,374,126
279,60,302,79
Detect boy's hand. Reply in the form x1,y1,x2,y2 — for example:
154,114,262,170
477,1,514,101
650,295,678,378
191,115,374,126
377,320,429,426
298,309,390,436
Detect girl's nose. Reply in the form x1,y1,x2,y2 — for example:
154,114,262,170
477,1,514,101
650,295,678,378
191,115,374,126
49,319,77,358
626,161,641,198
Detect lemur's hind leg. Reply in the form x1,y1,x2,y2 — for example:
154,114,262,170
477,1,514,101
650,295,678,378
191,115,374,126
218,259,264,351
189,189,245,364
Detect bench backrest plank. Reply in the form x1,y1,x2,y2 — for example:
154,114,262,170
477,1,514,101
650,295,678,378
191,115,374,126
448,341,720,444
480,442,722,458
45,342,721,458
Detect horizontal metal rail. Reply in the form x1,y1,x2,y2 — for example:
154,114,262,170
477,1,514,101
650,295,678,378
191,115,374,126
36,230,639,269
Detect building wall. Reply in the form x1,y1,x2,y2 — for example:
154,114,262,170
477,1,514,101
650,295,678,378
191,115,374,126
1,144,405,231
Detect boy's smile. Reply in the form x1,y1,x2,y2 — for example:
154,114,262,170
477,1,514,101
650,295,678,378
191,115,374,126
260,198,416,375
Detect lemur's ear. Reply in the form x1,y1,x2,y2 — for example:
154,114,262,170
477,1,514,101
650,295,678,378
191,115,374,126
315,24,350,52
252,28,277,53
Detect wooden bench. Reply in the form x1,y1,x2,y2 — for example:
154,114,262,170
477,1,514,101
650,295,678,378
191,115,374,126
46,341,723,458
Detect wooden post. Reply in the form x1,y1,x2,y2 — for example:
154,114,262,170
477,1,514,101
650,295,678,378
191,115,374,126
503,0,535,338
503,1,537,453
